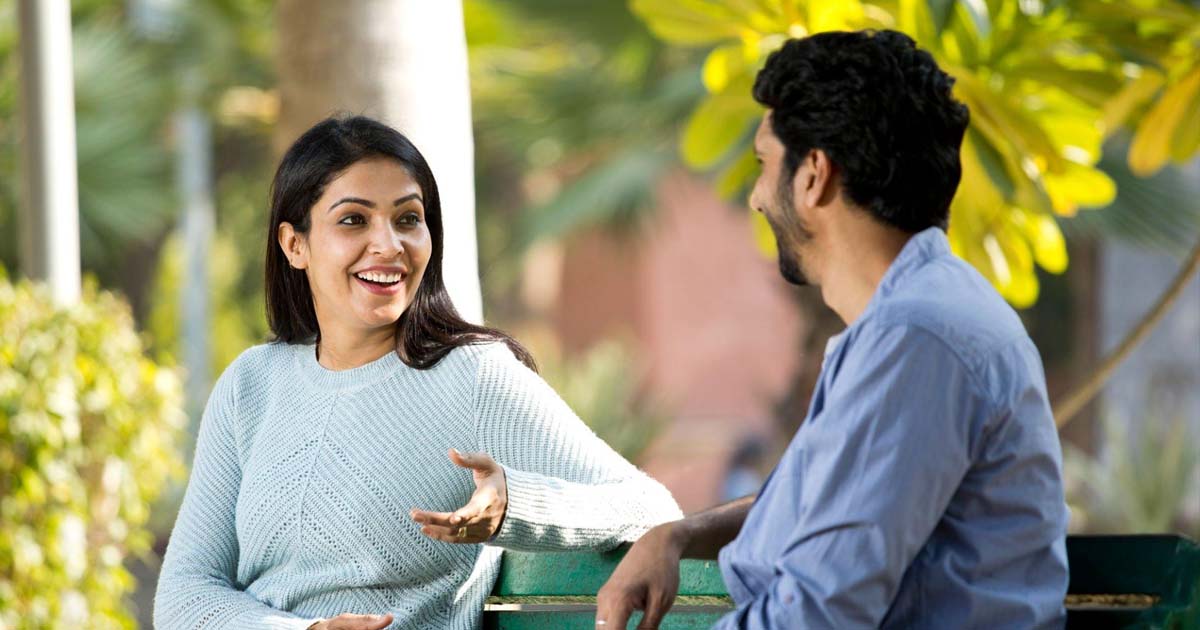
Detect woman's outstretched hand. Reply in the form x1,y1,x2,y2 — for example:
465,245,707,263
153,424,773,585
410,449,508,544
307,613,393,630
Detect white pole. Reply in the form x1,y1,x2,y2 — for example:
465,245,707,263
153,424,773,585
175,102,214,424
17,0,81,305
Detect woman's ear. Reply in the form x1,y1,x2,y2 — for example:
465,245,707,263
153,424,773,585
278,222,309,270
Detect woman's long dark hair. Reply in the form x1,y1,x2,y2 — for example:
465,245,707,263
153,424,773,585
265,114,535,371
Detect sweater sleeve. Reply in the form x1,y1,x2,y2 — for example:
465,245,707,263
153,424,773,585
153,365,322,630
472,344,683,552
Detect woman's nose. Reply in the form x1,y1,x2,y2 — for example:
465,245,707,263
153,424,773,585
368,223,405,258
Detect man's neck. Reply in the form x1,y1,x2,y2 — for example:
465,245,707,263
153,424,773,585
819,222,912,326
316,324,398,371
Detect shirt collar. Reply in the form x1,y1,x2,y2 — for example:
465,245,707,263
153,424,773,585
869,226,950,306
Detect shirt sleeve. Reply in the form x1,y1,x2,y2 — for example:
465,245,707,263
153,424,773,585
154,367,322,630
716,322,982,629
472,344,683,552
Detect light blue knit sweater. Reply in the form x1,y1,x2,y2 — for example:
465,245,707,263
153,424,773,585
154,341,682,629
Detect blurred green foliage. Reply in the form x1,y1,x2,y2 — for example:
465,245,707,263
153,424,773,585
145,230,269,382
1079,1,1200,176
1064,407,1199,538
534,339,665,463
628,0,1200,308
0,269,186,629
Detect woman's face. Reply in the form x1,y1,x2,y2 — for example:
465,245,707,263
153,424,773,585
279,157,433,339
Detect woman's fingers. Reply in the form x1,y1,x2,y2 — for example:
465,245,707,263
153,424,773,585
409,509,455,527
450,491,495,524
448,448,493,471
412,489,496,527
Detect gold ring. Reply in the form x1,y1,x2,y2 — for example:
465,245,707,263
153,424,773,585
456,526,468,539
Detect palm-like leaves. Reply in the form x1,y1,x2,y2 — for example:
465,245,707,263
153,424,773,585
1078,1,1200,175
0,11,174,284
630,0,1198,307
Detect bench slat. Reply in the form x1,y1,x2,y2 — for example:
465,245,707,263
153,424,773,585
493,544,727,597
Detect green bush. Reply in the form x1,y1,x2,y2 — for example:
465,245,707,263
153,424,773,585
535,339,665,464
0,270,185,629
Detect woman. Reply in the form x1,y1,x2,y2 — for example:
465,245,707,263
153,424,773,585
154,115,682,630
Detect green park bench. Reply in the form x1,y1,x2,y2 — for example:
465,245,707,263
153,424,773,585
484,535,1200,629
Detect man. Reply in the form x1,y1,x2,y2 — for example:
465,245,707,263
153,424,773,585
596,30,1069,629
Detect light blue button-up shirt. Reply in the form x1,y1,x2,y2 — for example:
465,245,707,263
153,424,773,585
716,227,1069,629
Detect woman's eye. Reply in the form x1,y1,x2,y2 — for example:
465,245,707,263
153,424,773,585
338,214,366,225
397,213,421,226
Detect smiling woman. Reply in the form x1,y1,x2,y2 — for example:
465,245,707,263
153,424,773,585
153,115,682,630
262,117,529,371
276,157,436,368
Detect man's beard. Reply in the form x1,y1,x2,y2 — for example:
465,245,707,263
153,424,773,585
770,180,812,286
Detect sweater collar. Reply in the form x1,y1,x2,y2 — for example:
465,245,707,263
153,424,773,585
291,340,406,391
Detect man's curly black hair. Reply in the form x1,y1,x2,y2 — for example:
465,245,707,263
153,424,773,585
753,30,970,232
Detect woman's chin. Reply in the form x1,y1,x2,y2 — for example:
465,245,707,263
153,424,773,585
354,306,407,331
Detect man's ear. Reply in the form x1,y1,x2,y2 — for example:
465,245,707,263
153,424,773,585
278,222,309,270
794,148,837,209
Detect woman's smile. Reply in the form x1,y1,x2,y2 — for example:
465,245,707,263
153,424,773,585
352,265,409,296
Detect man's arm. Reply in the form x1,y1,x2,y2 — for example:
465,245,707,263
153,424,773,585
711,323,980,629
595,496,755,629
672,495,756,559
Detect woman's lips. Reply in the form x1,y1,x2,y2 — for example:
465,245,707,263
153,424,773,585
354,274,405,295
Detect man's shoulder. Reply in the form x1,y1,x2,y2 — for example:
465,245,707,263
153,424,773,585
854,255,1044,401
874,255,1028,353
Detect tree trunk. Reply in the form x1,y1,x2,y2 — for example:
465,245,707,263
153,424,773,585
275,0,483,322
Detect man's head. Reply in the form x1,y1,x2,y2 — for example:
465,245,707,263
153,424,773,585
749,30,969,286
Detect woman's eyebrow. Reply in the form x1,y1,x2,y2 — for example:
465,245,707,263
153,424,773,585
394,193,423,207
328,196,374,212
328,193,423,213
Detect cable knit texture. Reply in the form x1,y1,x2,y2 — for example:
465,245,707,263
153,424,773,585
154,341,682,629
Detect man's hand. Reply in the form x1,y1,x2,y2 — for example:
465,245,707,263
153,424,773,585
596,522,685,630
306,613,393,630
411,449,507,544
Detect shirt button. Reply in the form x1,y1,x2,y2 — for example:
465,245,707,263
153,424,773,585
784,594,795,604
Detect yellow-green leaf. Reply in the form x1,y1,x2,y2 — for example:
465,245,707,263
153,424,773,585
1169,65,1200,162
806,0,866,33
954,70,1064,174
898,0,938,45
716,147,760,200
681,82,760,169
630,0,746,46
993,226,1039,307
749,209,778,257
1042,161,1116,216
1130,64,1200,175
702,42,748,93
1004,266,1039,308
1021,211,1069,274
1102,68,1166,134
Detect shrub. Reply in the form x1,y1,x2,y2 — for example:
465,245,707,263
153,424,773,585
0,270,185,629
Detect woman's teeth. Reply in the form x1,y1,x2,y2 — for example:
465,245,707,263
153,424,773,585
355,271,402,285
